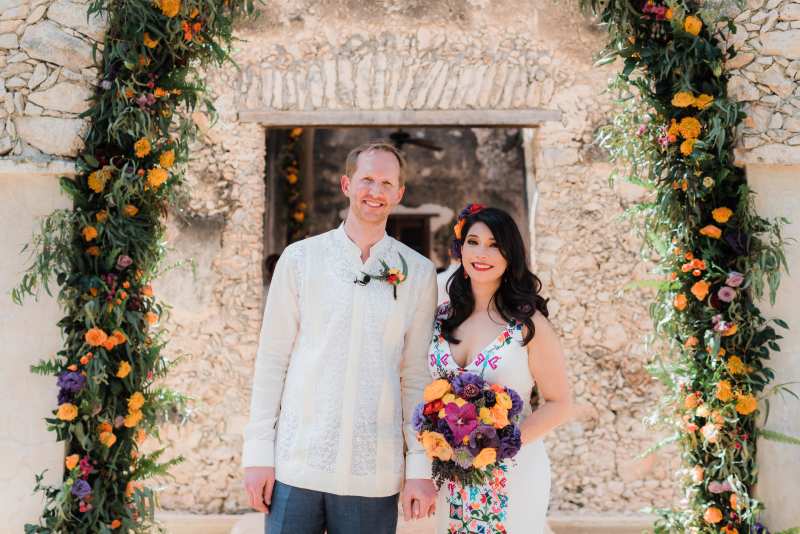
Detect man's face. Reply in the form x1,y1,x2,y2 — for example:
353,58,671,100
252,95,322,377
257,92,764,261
341,150,405,224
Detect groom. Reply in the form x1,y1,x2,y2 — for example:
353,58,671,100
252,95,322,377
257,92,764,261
243,140,438,533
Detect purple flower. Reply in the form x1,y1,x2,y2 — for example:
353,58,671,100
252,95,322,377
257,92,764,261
452,447,474,469
436,418,455,445
57,371,86,394
497,425,522,460
445,403,478,444
71,479,92,499
483,390,497,407
411,402,425,432
57,388,73,405
452,372,485,399
467,425,499,456
507,387,523,417
717,286,737,303
116,255,133,270
726,271,744,288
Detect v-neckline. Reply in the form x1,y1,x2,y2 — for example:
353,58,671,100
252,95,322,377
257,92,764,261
443,322,512,371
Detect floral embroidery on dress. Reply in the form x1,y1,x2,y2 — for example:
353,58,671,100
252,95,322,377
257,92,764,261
446,463,510,534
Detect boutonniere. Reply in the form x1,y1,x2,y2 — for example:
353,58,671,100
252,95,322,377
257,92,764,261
354,253,409,300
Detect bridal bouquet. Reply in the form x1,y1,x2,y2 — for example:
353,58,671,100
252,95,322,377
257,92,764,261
413,371,523,487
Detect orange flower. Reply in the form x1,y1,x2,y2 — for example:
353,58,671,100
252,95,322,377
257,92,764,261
690,280,710,301
98,421,113,434
420,431,453,461
116,361,132,378
87,170,108,193
111,330,127,345
134,138,151,158
57,403,78,421
673,293,688,311
124,410,143,428
102,336,118,351
699,225,722,239
142,285,154,297
712,207,733,223
703,506,722,524
664,7,673,20
723,525,739,534
110,519,122,529
154,87,168,98
735,393,757,415
160,0,180,17
82,226,98,241
730,493,740,509
136,429,147,444
87,246,101,257
145,311,158,325
472,447,497,469
695,94,714,110
100,431,117,447
715,380,733,402
684,15,703,36
123,204,139,217
683,393,700,410
490,404,510,429
671,92,696,108
722,323,738,337
65,454,80,470
143,32,159,48
423,379,451,402
684,336,699,348
128,392,145,411
147,167,169,188
85,327,108,347
159,149,175,169
679,138,695,156
678,117,702,139
453,219,466,240
95,210,108,222
727,355,747,375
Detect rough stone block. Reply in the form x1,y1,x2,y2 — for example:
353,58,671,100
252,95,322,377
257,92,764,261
13,115,86,156
20,21,95,72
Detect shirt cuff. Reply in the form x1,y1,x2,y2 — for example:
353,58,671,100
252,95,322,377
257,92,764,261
242,439,275,468
405,451,432,480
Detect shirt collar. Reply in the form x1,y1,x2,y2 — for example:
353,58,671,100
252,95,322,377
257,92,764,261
333,223,393,267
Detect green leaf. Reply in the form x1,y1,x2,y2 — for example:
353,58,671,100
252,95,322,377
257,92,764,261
759,428,800,446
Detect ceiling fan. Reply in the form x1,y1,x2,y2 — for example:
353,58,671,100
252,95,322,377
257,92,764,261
388,129,443,152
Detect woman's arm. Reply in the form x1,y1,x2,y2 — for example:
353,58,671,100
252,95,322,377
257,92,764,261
519,312,574,444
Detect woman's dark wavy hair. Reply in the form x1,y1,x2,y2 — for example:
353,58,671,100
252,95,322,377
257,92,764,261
442,207,549,347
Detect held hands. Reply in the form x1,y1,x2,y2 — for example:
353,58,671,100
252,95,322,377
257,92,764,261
401,478,437,521
244,466,276,514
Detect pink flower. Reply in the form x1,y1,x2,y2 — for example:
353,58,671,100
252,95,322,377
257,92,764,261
636,124,647,136
726,271,744,288
718,286,737,302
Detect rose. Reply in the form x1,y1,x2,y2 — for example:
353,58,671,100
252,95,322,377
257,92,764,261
116,255,133,270
726,271,744,288
420,431,453,461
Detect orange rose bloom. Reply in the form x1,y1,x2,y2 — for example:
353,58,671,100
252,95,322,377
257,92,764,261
82,226,98,241
699,225,722,239
57,403,78,421
472,447,497,469
712,207,733,223
490,404,510,429
684,15,703,36
674,293,688,311
98,421,113,434
85,327,108,347
703,506,722,524
423,379,451,402
715,380,733,402
128,392,145,411
690,280,710,301
111,330,127,345
99,431,117,447
65,454,80,470
124,410,143,428
86,246,101,257
420,431,453,461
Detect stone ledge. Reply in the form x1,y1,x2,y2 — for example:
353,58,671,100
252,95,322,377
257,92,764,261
735,145,800,166
0,157,76,177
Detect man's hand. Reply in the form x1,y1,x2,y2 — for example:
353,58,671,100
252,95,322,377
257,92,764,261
243,466,276,514
401,478,437,521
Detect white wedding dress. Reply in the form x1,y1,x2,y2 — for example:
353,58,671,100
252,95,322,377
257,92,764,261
427,304,550,534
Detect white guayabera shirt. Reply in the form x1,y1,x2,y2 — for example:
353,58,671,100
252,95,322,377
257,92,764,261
243,224,437,497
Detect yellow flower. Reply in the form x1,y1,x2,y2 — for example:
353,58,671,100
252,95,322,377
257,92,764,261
134,138,151,158
143,32,159,48
123,204,139,217
715,380,733,402
479,406,495,425
703,176,715,188
87,170,108,193
673,293,688,311
146,167,169,188
690,280,709,301
128,392,145,411
680,138,695,156
694,94,714,110
287,173,298,184
57,403,78,421
420,431,453,461
736,393,757,415
95,210,108,222
699,225,722,239
82,226,98,241
160,0,180,17
472,447,497,469
684,15,703,36
727,355,747,375
124,410,143,428
99,431,117,447
159,149,175,169
423,379,451,402
495,392,513,410
712,207,733,223
65,454,80,470
678,117,702,139
116,361,132,378
671,92,696,108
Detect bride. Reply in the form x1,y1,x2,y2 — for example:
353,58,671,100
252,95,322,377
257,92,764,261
426,204,573,534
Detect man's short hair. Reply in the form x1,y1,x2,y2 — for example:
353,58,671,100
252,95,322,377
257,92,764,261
344,140,407,187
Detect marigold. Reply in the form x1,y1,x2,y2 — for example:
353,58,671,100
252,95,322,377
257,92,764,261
87,246,101,257
712,207,733,223
143,32,159,48
680,138,695,156
420,431,453,461
671,92,695,108
82,226,98,241
424,379,451,402
85,327,108,347
154,87,168,98
684,15,703,36
87,171,107,193
159,149,175,169
134,138,151,158
699,225,722,239
147,167,169,188
124,410,143,428
160,0,180,17
98,421,113,434
667,119,680,138
472,447,497,469
716,380,733,402
129,391,145,411
684,393,700,410
65,454,80,470
123,204,139,217
695,93,714,109
736,393,757,415
690,280,710,301
727,355,747,375
674,293,688,311
99,431,116,447
678,117,702,139
145,311,158,325
116,361,132,378
57,403,78,421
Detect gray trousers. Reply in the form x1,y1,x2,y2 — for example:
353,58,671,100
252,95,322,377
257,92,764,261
265,480,399,534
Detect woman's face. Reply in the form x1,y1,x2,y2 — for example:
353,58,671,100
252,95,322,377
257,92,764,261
461,221,508,284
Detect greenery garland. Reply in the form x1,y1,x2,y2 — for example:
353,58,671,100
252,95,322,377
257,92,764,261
281,127,309,244
14,0,252,531
581,1,796,532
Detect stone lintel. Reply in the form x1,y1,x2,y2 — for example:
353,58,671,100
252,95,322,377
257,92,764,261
237,109,562,127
